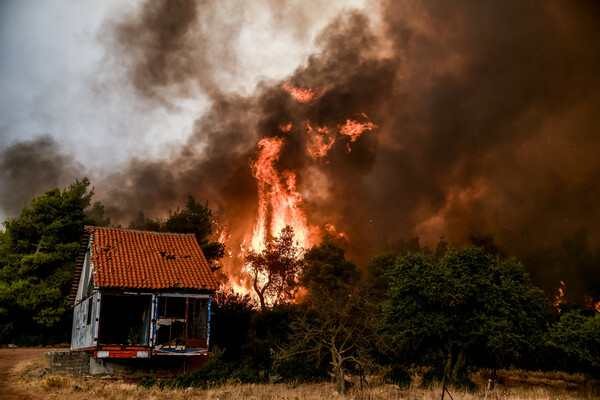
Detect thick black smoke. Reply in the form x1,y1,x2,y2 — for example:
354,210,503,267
0,136,84,218
101,0,600,254
4,1,600,301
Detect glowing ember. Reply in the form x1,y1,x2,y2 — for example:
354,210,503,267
306,123,335,159
249,137,318,253
281,82,318,103
305,116,378,159
339,118,377,142
325,223,349,241
279,122,292,132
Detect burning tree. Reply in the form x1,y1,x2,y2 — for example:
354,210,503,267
244,226,304,312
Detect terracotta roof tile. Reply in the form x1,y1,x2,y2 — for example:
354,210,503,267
85,226,218,292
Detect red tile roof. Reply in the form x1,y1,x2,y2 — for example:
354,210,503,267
83,226,218,292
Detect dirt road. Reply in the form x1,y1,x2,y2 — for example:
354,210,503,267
0,348,50,400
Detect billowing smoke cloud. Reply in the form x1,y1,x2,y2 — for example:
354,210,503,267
3,0,600,299
0,136,85,217
100,0,600,252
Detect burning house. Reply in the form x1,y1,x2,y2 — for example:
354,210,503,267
69,226,218,359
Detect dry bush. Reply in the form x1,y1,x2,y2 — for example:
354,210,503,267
10,354,598,400
12,354,49,377
17,376,599,400
41,376,70,391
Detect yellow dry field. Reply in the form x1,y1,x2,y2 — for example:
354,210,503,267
10,355,599,400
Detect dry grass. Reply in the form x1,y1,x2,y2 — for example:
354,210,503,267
10,356,599,400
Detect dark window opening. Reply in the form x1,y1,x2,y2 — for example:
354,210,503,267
86,297,93,325
157,296,186,318
98,294,151,346
187,298,207,339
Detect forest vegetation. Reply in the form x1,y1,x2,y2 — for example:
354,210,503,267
1,179,599,395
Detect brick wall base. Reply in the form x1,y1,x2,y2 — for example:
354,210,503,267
45,350,90,376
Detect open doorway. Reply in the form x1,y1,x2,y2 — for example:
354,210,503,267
98,294,152,346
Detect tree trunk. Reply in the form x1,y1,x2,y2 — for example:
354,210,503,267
331,345,346,394
334,364,346,394
254,281,267,312
451,346,466,382
442,343,452,400
257,291,267,312
444,343,453,379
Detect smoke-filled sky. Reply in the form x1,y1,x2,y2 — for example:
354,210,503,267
2,0,600,275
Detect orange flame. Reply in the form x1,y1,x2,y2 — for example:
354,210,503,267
281,82,318,103
305,117,378,159
249,137,318,253
553,280,566,312
279,122,292,132
325,223,349,241
339,118,377,150
584,295,600,312
306,123,335,159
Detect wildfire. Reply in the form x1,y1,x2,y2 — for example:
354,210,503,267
306,123,335,159
325,223,349,241
304,116,378,159
249,137,318,253
339,118,377,142
553,280,566,312
235,82,379,301
281,82,319,103
279,122,293,132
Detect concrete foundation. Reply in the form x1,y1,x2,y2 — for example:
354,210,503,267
45,350,209,377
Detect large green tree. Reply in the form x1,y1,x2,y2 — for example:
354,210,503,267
0,178,96,344
278,240,375,394
381,247,546,385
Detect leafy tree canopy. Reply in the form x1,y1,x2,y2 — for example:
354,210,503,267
0,178,97,344
549,310,600,371
365,251,397,301
301,239,361,304
381,247,546,384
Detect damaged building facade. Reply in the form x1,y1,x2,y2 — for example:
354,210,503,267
70,226,219,359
